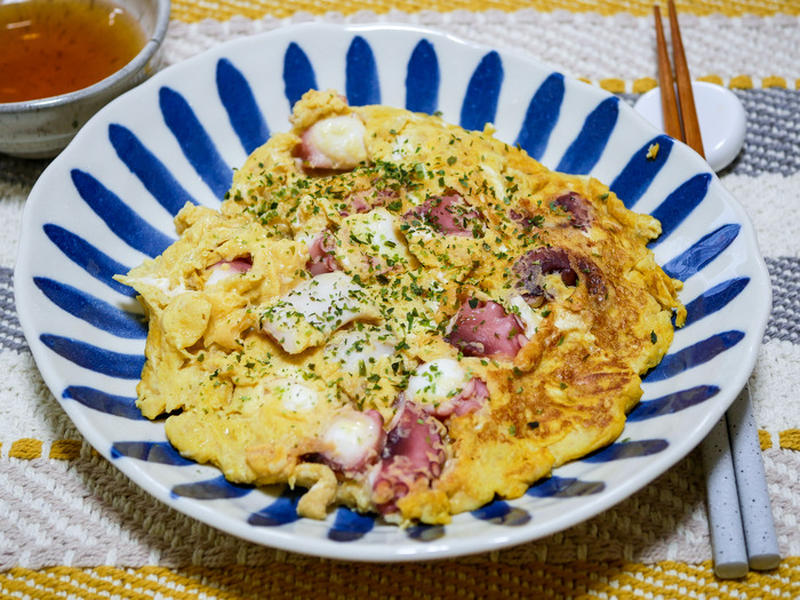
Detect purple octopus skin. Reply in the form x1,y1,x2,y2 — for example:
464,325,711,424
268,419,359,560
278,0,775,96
446,299,528,359
514,247,607,303
551,191,592,229
405,193,483,237
305,231,340,276
510,191,592,231
513,247,578,301
373,401,446,514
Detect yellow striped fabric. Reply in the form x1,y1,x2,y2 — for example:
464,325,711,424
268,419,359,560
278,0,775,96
594,77,792,93
7,438,43,460
13,435,800,459
779,429,800,451
2,560,799,599
170,0,800,23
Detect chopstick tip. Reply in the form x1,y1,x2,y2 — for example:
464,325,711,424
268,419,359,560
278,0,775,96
714,561,749,580
750,553,781,571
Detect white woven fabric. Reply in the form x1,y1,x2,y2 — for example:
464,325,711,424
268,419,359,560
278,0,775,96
163,10,800,87
724,172,800,259
0,438,797,569
0,185,25,267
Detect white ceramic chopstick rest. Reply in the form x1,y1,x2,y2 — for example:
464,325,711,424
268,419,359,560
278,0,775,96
634,81,746,172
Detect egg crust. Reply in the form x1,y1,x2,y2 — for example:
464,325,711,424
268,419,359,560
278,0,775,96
118,89,685,525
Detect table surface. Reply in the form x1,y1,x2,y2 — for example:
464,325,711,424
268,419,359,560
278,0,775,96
1,1,799,598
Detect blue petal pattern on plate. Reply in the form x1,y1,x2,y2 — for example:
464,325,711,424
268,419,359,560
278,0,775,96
406,524,446,541
283,42,317,108
405,40,439,114
15,25,770,560
460,51,502,131
582,439,669,462
645,330,745,382
514,73,564,161
216,58,270,154
109,123,198,216
471,501,531,526
627,385,720,421
248,490,303,526
159,86,232,199
610,135,673,208
328,507,375,541
662,224,741,280
171,475,253,500
346,36,380,106
111,441,194,465
40,334,145,378
34,277,146,338
681,277,749,327
62,386,144,419
526,476,605,498
556,96,619,174
648,173,712,246
42,224,135,296
71,169,174,257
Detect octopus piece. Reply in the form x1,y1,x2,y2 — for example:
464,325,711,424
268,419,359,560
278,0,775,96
273,378,324,413
509,209,543,230
348,193,371,215
405,358,489,418
446,299,528,360
324,326,396,375
514,248,607,305
551,191,592,229
259,271,379,354
298,114,369,170
405,193,483,237
338,207,413,275
319,409,386,473
306,231,340,276
373,401,447,514
420,376,490,418
449,377,490,417
343,187,398,216
513,247,577,306
205,255,253,286
510,191,592,231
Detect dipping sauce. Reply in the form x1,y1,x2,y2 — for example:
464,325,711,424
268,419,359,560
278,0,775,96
0,0,147,103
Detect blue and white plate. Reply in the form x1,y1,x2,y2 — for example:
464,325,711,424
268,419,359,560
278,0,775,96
14,23,771,561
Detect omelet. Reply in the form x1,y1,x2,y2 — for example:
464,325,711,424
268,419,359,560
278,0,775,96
118,89,685,525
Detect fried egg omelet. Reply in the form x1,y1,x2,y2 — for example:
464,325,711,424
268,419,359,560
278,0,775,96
118,90,685,525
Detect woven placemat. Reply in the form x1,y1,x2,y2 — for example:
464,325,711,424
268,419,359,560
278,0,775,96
168,0,800,23
1,560,799,599
2,3,800,598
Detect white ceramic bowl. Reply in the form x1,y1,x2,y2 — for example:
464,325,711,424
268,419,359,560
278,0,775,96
0,0,170,158
15,23,770,561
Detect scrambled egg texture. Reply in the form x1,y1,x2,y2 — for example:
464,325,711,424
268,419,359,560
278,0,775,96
118,89,685,525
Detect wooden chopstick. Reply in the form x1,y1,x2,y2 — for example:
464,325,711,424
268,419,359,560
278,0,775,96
653,2,781,578
658,5,746,575
655,1,742,577
653,5,682,140
666,0,705,157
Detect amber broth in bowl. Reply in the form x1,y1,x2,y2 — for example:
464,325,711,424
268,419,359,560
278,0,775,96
0,0,147,102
